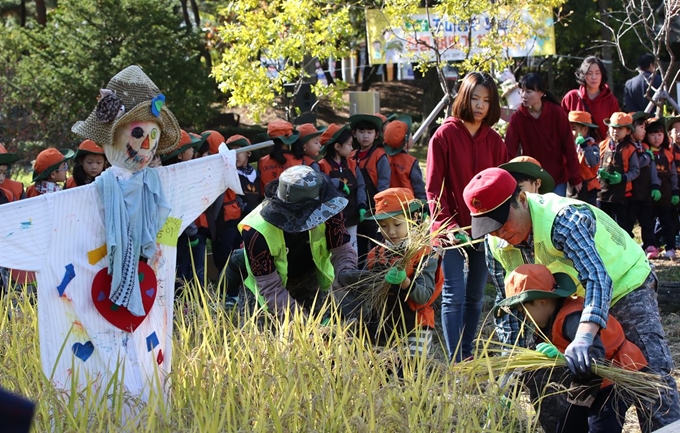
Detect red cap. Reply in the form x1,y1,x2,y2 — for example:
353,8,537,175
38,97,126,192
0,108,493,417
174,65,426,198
226,134,251,148
296,123,319,139
77,140,104,155
320,123,344,146
463,167,518,239
267,120,294,138
202,130,225,155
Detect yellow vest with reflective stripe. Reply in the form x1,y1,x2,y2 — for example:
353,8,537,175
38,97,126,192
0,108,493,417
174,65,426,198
238,204,335,308
489,193,650,306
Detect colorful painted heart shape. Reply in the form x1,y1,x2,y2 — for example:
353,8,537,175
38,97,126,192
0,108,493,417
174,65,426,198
91,262,157,333
72,341,94,362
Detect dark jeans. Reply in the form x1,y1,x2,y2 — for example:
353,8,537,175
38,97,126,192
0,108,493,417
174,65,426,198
440,245,487,362
224,247,247,298
627,199,655,247
357,219,382,268
653,205,676,250
176,232,207,293
597,200,627,231
557,385,630,433
212,222,242,274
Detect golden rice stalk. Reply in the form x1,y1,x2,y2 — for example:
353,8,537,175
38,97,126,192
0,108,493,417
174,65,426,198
455,343,668,405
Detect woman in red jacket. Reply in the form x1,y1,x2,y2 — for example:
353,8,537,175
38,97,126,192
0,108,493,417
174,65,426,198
426,72,509,362
505,73,582,196
561,56,620,140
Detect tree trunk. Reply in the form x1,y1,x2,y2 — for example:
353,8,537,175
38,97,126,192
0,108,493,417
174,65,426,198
361,65,380,91
35,0,46,25
190,0,200,28
421,67,447,131
180,0,191,30
20,0,26,27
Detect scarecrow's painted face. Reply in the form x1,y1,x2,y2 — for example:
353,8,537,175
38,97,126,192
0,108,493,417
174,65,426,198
108,120,161,172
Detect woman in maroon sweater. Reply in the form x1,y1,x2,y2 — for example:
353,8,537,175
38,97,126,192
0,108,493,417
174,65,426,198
505,73,582,196
426,72,509,362
561,56,620,140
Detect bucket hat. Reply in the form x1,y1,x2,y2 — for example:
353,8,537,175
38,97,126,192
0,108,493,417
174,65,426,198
0,144,20,166
72,65,181,155
568,111,598,129
162,130,204,161
349,114,383,132
319,124,350,155
368,187,425,220
603,112,633,130
499,156,555,194
296,123,324,145
261,165,348,233
33,148,75,182
383,115,412,156
266,120,300,145
74,139,105,160
493,264,577,317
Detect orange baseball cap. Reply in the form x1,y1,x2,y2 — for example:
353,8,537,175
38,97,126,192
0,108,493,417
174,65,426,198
494,264,577,317
368,187,425,220
33,147,75,182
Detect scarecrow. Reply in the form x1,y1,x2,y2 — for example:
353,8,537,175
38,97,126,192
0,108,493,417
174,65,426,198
0,66,242,403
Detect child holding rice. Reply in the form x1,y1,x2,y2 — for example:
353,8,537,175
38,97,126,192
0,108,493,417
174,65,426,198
495,263,648,433
339,187,442,360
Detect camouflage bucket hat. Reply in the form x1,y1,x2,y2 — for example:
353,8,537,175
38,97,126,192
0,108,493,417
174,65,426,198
261,165,348,232
71,65,181,155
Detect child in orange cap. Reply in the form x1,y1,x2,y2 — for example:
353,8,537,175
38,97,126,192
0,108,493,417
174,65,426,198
26,147,75,197
383,115,426,200
499,155,555,194
258,119,303,191
66,140,108,188
597,112,640,227
211,135,261,304
567,111,602,205
293,123,323,172
0,144,23,201
340,187,442,365
495,263,648,433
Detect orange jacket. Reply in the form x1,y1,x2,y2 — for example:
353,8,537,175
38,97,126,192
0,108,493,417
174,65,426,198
551,297,647,387
221,189,242,222
0,186,14,203
599,138,636,199
65,177,77,189
366,246,443,329
258,153,302,191
352,145,387,196
388,152,418,194
25,185,40,198
2,178,24,200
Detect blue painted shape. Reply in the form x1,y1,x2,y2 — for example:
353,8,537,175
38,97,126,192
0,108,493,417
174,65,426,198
56,264,76,296
72,341,94,361
97,291,106,302
145,288,155,298
146,332,159,352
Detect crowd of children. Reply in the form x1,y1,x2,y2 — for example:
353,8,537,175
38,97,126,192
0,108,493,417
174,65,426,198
2,67,680,431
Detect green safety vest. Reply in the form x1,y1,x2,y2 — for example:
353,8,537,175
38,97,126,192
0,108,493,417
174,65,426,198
489,193,650,306
238,204,335,308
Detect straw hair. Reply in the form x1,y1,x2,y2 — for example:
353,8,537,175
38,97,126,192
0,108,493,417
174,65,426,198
72,65,181,155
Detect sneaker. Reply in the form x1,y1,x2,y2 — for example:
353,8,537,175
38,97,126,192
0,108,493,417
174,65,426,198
665,249,676,259
646,246,659,259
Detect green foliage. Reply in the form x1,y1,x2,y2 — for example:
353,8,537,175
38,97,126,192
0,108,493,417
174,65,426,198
212,0,354,121
0,0,218,150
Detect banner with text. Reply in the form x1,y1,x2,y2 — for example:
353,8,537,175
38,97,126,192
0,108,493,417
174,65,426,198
365,8,556,65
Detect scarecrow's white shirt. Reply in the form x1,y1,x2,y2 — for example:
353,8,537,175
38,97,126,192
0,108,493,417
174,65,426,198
0,146,241,402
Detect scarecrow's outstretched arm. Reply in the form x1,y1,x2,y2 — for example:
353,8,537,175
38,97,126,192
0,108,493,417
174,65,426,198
0,191,56,270
156,144,242,232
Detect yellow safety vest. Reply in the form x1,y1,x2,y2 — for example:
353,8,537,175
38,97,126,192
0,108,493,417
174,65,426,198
238,204,335,308
489,193,650,306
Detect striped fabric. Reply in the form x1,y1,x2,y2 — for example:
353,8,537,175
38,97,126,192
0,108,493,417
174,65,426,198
0,147,241,403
